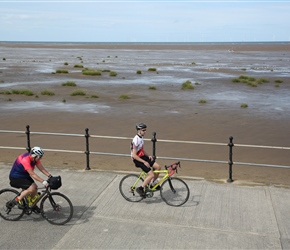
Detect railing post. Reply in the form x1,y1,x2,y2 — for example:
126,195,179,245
85,128,90,170
227,136,234,183
151,132,157,160
25,125,31,152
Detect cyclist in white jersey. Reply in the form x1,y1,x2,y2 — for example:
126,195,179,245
131,123,161,197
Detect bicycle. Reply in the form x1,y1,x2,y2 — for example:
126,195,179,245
119,161,190,207
0,178,73,225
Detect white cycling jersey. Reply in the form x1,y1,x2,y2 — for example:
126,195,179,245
131,134,145,158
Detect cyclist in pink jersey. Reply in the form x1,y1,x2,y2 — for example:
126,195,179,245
8,146,52,213
131,123,161,197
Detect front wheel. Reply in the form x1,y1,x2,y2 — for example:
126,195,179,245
119,174,144,202
40,192,73,225
160,178,190,206
0,188,25,221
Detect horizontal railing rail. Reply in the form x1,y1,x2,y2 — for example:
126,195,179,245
1,126,290,183
1,145,288,169
1,129,289,150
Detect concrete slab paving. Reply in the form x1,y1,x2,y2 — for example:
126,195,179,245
269,187,290,250
0,163,289,249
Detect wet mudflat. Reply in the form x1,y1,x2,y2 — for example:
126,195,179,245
0,43,289,186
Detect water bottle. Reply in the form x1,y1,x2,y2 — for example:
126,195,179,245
32,193,40,203
26,195,33,206
152,178,160,186
27,193,40,206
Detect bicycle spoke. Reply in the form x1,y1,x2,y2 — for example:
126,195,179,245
0,189,25,221
160,178,190,206
119,174,144,202
40,192,73,225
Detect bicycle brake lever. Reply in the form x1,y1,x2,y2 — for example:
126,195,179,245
176,162,181,173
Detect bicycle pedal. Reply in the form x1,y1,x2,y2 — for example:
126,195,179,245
145,192,154,198
25,209,32,215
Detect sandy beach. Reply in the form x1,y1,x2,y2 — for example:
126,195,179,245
0,42,289,186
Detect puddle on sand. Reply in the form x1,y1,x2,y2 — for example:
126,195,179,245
1,101,111,113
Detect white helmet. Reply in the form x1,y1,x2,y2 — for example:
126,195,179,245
31,146,44,158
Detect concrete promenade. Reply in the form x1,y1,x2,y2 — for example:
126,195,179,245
0,163,289,249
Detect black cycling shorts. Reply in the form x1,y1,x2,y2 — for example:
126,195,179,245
9,176,34,189
133,155,155,173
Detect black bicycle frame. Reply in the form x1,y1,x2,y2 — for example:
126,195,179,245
48,193,57,209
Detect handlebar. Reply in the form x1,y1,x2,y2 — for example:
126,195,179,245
165,161,181,176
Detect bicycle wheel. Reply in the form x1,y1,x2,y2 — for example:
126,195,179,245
119,174,144,202
160,177,190,207
0,188,25,221
40,192,73,225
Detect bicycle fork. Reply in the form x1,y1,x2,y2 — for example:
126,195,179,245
48,194,60,211
168,178,176,194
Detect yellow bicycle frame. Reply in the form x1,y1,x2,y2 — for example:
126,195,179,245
131,162,179,192
134,169,171,191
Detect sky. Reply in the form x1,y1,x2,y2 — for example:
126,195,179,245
0,0,290,43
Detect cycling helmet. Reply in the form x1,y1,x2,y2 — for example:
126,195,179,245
136,122,147,130
31,146,44,158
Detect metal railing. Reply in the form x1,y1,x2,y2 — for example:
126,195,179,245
0,125,290,183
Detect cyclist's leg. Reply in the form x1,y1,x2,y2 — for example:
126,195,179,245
142,170,154,188
10,177,36,201
133,157,154,188
20,183,38,200
151,162,161,182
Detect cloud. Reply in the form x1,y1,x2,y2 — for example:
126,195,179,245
0,2,289,42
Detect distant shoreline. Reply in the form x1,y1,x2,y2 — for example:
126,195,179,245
1,41,290,51
1,41,290,45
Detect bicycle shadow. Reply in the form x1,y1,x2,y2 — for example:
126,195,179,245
142,193,200,207
182,194,200,207
18,205,95,225
143,196,164,205
67,205,96,225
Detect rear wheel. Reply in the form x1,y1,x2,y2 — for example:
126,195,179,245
160,178,190,206
0,188,25,221
119,174,144,202
40,192,73,225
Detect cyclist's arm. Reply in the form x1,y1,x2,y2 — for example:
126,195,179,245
27,168,48,185
132,148,151,168
35,162,51,178
143,150,153,159
132,148,145,163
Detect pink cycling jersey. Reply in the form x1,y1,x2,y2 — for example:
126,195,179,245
10,152,40,178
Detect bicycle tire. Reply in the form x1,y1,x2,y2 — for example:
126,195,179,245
160,177,190,207
0,188,25,221
40,192,73,225
119,174,144,202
